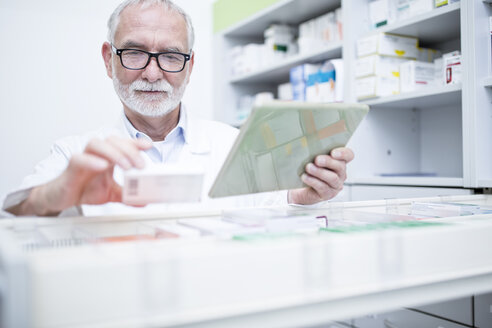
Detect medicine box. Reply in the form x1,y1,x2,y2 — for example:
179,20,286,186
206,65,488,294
357,33,418,59
369,0,391,28
443,51,461,85
277,82,293,101
418,47,442,62
400,60,435,93
305,70,336,103
355,75,400,100
123,163,204,205
435,0,460,8
434,57,444,86
290,64,321,101
397,0,434,21
355,54,407,78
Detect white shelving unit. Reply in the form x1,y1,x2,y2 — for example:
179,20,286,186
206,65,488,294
213,0,492,199
361,83,461,108
482,76,492,87
230,42,342,84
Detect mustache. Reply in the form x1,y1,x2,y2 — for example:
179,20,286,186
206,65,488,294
129,80,173,93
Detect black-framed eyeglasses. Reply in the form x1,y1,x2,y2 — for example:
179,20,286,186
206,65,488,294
111,44,191,72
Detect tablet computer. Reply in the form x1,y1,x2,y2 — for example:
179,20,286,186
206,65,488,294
209,101,369,198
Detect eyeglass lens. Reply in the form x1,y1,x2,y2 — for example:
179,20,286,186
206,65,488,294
121,50,186,71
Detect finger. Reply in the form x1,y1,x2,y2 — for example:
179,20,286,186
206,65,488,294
107,180,123,203
313,155,347,180
84,138,134,170
68,153,110,173
305,163,345,190
301,173,339,201
330,147,354,162
106,136,148,169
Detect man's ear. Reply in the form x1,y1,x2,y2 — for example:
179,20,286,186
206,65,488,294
102,42,113,79
186,51,195,84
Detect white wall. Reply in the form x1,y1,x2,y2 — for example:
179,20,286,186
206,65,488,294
0,0,216,204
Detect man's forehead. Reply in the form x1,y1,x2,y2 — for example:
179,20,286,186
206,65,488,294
115,3,188,48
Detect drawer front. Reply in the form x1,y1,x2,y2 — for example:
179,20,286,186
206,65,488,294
412,297,473,326
352,309,469,328
475,292,492,328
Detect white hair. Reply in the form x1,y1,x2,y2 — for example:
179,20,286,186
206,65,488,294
107,0,195,51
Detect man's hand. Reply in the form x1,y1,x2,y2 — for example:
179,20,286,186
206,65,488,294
288,147,354,205
11,137,152,216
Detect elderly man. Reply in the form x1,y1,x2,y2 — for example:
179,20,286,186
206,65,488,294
3,0,354,217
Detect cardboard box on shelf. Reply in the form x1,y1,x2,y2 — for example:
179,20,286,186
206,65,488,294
418,47,442,62
356,75,400,100
357,33,418,59
443,51,461,85
400,60,435,93
355,54,408,78
290,64,321,101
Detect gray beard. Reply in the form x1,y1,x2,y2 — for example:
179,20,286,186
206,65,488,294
112,64,188,117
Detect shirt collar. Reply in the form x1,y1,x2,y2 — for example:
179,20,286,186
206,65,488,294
121,105,187,143
120,104,210,154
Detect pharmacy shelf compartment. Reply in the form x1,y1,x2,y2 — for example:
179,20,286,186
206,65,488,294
230,43,342,84
361,84,462,109
221,0,341,37
2,195,492,327
349,176,464,188
374,2,461,45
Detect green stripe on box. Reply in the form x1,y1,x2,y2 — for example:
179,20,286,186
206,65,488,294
213,0,281,33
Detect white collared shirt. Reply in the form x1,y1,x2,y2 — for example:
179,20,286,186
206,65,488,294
3,105,287,216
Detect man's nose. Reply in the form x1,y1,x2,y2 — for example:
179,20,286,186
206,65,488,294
141,57,164,82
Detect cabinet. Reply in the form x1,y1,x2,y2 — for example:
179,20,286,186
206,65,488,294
213,0,492,198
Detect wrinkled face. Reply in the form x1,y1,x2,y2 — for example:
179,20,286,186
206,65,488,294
110,4,193,117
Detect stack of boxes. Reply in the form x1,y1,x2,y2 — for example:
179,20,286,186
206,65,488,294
355,32,460,100
288,64,321,101
229,8,343,79
263,24,298,66
355,33,418,99
368,0,460,29
400,48,441,93
281,59,343,103
298,8,342,54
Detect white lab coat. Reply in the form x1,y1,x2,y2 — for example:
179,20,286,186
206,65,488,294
3,106,287,216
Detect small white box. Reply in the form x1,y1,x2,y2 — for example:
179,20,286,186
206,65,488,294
277,82,293,100
369,0,390,28
355,54,408,78
356,75,400,99
418,47,442,62
434,57,444,86
410,0,434,16
123,163,204,205
444,54,462,85
357,33,418,59
400,60,435,93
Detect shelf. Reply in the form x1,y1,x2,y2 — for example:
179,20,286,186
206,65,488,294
222,0,341,38
348,176,464,188
360,83,462,109
230,43,342,84
482,76,492,87
478,180,492,187
373,2,461,44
